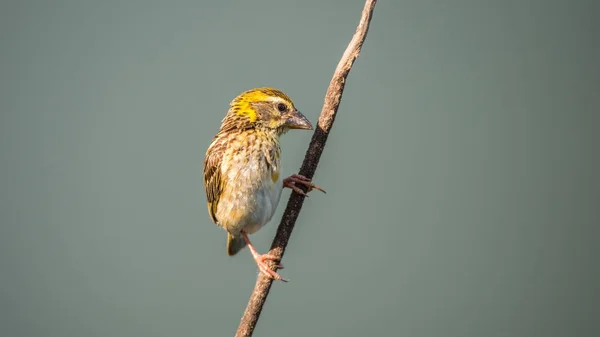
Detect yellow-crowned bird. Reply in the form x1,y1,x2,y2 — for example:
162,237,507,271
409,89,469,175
203,88,324,281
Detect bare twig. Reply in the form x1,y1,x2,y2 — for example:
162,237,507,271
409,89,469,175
234,1,377,336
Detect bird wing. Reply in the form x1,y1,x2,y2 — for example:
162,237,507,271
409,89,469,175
203,139,225,224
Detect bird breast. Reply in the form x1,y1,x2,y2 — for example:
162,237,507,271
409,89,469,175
216,133,283,235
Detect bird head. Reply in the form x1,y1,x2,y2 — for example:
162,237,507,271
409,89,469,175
220,87,312,135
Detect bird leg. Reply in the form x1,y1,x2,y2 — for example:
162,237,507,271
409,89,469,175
241,231,287,282
283,174,326,197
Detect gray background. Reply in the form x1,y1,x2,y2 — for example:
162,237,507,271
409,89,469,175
1,0,599,336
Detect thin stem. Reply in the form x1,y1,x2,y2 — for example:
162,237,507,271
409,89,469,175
234,1,378,336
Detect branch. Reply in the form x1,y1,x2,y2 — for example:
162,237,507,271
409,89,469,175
234,1,378,336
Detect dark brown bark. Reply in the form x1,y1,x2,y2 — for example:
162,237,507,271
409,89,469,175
234,1,378,336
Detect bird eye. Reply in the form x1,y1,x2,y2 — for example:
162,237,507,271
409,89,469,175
277,103,288,113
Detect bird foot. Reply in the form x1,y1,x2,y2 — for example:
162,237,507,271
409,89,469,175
242,231,287,282
253,253,288,282
283,174,326,197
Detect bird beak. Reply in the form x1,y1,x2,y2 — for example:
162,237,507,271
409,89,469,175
284,110,313,130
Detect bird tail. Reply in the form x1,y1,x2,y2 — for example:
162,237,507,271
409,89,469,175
227,233,247,256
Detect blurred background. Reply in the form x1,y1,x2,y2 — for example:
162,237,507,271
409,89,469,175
1,0,599,336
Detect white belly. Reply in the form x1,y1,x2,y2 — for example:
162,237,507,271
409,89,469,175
243,177,283,234
215,156,283,235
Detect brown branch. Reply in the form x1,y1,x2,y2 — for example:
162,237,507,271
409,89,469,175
234,1,378,336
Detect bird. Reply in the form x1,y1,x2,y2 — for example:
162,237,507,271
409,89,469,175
203,87,324,281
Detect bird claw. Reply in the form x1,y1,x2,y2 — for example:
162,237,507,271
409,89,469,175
283,174,326,196
243,232,287,282
253,253,287,282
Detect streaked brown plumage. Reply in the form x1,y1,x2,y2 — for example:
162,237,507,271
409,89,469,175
203,88,324,281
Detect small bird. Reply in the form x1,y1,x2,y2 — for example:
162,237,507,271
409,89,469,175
203,88,324,281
